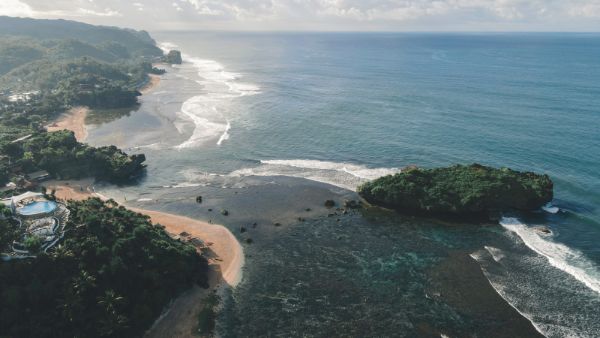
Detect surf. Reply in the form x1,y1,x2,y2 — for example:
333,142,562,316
229,159,400,190
500,217,600,295
159,42,259,149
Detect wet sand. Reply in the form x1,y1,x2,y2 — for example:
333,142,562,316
140,74,161,94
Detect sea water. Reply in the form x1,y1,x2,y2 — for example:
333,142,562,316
87,32,600,337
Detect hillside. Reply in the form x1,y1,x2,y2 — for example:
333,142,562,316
0,16,161,58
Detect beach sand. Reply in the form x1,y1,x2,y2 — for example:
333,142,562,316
47,106,89,141
140,74,161,94
45,181,244,338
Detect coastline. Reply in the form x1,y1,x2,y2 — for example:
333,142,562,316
140,74,161,94
43,73,244,336
46,106,89,141
44,180,245,337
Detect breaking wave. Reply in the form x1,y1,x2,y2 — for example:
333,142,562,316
159,42,259,149
500,217,600,294
229,159,400,190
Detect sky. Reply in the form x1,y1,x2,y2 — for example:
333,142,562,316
1,0,600,32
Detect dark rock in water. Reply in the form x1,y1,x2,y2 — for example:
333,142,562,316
240,226,247,233
274,222,282,227
252,222,258,228
343,199,361,209
358,164,554,217
245,238,253,244
208,208,212,212
220,209,229,216
534,226,552,235
324,200,336,208
196,196,202,203
305,208,312,212
297,217,306,222
163,50,182,64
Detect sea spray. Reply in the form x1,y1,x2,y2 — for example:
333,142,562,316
500,217,600,295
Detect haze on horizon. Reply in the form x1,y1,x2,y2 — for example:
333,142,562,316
1,0,600,32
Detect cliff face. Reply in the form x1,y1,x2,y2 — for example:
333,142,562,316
358,164,553,216
164,50,182,64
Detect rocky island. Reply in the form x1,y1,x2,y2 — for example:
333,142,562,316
358,164,553,217
163,50,183,64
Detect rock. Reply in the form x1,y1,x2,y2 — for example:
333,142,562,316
358,164,554,216
305,208,312,212
252,222,258,228
220,209,229,216
240,226,247,233
208,208,213,212
245,238,253,244
324,200,335,208
343,199,361,209
274,222,282,227
196,196,202,203
164,50,182,64
534,226,552,235
297,217,306,222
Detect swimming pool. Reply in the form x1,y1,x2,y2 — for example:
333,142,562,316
17,201,58,216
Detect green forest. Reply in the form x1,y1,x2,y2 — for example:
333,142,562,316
0,198,209,337
358,164,554,216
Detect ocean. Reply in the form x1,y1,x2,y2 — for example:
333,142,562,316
87,32,600,337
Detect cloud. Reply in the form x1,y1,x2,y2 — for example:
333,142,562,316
0,0,34,17
2,0,600,31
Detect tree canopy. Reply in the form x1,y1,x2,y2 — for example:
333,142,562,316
358,164,553,216
0,198,209,338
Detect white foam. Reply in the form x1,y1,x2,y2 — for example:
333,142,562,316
217,121,231,146
484,246,505,263
158,41,259,148
500,217,600,295
230,159,400,190
137,198,153,202
542,203,560,214
165,50,259,149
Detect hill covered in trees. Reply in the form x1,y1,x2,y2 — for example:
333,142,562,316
0,17,163,185
358,164,553,217
0,130,146,184
0,198,209,337
0,16,165,110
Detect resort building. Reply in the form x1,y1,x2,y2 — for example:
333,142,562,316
1,191,70,260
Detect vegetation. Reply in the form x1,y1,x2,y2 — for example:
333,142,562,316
0,130,145,183
0,17,164,185
358,164,553,216
0,198,209,338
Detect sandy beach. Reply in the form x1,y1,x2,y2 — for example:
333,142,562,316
46,181,244,287
47,106,89,141
140,74,161,94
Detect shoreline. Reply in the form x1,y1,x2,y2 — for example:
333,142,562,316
46,106,89,141
44,180,244,337
140,74,161,94
45,180,244,287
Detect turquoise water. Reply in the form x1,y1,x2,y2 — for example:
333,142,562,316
17,201,57,216
88,33,600,337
